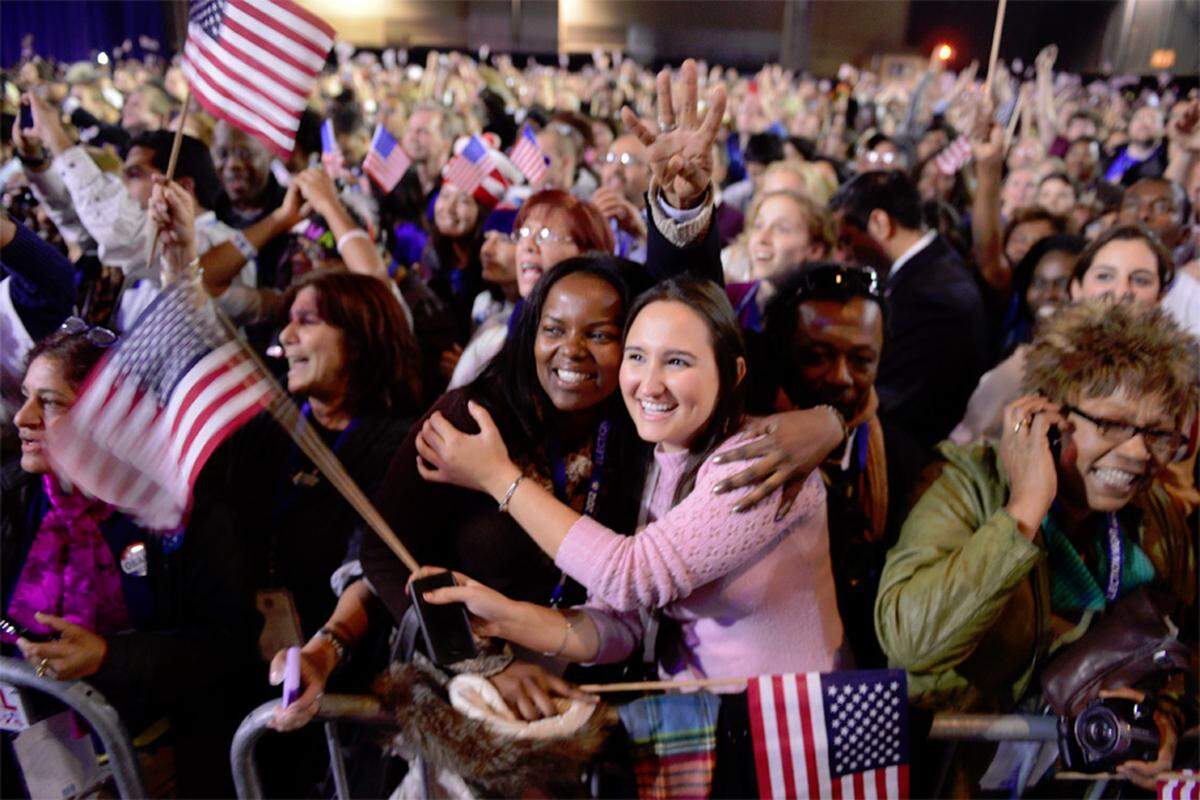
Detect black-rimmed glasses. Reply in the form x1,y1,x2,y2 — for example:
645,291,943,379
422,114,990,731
1064,405,1187,463
59,316,118,347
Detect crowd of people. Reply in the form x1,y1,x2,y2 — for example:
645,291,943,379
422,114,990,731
1,37,1198,798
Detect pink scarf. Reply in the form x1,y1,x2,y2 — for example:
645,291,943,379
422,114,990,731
5,475,130,637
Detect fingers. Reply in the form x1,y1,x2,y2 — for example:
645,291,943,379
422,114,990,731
509,683,541,721
711,435,772,466
679,59,698,129
33,612,73,634
524,679,560,719
698,84,727,145
733,471,788,513
621,106,657,148
268,649,288,685
465,400,496,434
420,585,474,606
713,452,785,495
414,434,443,470
655,68,675,131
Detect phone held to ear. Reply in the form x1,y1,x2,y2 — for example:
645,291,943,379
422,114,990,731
408,572,478,665
1048,423,1062,461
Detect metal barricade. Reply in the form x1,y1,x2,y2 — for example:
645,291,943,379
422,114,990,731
231,694,389,799
230,693,1075,800
0,655,147,799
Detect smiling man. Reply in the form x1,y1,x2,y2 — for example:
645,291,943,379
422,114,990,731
765,262,929,668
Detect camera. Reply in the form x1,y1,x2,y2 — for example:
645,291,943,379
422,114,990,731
1058,697,1160,773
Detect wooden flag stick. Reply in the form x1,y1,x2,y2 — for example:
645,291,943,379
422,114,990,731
578,677,749,694
983,0,1009,98
145,86,193,276
1004,89,1024,150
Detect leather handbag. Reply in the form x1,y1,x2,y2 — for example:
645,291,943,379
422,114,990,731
1040,586,1191,716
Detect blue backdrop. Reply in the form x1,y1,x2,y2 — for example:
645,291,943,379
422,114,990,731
1,1,169,67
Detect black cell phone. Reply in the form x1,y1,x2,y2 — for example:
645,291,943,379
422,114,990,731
1048,424,1062,460
0,618,53,644
408,572,478,665
19,101,33,131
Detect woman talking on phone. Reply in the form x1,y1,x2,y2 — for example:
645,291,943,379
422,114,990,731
412,277,852,681
875,299,1196,792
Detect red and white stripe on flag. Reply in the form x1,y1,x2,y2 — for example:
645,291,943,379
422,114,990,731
509,125,548,185
1160,772,1200,800
443,153,489,195
935,136,973,175
181,0,335,159
46,281,278,530
748,673,908,800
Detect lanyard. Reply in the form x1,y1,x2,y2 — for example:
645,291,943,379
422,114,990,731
1101,512,1123,603
545,419,611,606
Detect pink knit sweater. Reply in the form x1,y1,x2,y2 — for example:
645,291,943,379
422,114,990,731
558,433,851,684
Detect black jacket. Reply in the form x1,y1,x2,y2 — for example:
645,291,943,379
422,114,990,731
876,234,988,449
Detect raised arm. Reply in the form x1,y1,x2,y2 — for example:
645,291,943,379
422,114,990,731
971,115,1009,299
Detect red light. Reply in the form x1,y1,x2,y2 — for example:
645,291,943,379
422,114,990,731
936,44,953,62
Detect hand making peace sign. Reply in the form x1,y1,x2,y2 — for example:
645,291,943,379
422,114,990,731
620,58,727,209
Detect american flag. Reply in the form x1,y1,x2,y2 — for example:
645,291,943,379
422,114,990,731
320,119,345,176
363,124,411,193
509,123,549,185
443,135,508,206
45,280,277,530
749,670,909,799
181,0,335,160
1161,773,1200,800
935,135,973,176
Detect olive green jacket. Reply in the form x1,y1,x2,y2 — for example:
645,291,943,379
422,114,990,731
874,441,1195,712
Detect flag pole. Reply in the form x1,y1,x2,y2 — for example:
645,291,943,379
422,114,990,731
146,86,193,277
983,0,1008,98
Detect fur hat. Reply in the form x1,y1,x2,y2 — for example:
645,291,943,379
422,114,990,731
373,661,616,797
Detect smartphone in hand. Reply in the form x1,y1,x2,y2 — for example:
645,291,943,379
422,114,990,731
0,618,53,645
409,572,478,665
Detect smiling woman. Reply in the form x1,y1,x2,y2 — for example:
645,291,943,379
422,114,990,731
876,299,1198,789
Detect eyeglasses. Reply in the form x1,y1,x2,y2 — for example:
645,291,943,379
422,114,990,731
602,151,643,168
512,226,573,246
1119,197,1176,217
794,264,883,303
59,316,117,347
1064,405,1187,462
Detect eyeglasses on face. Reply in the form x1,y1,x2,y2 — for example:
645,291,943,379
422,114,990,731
59,316,118,347
1063,404,1187,462
602,151,643,168
512,226,573,246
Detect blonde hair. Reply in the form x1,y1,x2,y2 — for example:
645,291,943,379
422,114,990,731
1023,299,1199,426
744,188,836,256
761,159,837,206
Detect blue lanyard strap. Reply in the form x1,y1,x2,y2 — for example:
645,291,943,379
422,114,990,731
546,419,611,606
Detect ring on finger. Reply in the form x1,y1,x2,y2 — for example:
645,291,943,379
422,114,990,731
1013,419,1024,434
35,657,49,678
657,119,677,134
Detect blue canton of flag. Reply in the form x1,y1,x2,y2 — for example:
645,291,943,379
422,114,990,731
189,0,225,37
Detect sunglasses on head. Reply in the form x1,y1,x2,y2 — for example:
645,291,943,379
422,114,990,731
59,316,118,347
794,263,883,304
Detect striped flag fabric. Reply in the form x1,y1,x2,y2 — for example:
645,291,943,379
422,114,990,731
748,670,909,799
181,0,335,160
443,135,510,208
509,123,549,185
935,135,973,175
363,124,411,193
1160,772,1200,800
45,279,277,530
320,119,345,176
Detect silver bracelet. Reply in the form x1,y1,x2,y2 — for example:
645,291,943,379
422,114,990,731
542,611,574,658
336,228,371,254
497,473,525,514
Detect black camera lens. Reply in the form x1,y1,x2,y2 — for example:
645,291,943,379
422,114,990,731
1080,711,1118,753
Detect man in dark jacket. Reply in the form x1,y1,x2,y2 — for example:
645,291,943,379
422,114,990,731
830,171,988,449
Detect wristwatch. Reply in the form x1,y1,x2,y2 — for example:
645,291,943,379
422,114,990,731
314,627,348,664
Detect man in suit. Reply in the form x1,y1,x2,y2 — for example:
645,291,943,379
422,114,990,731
829,171,988,449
